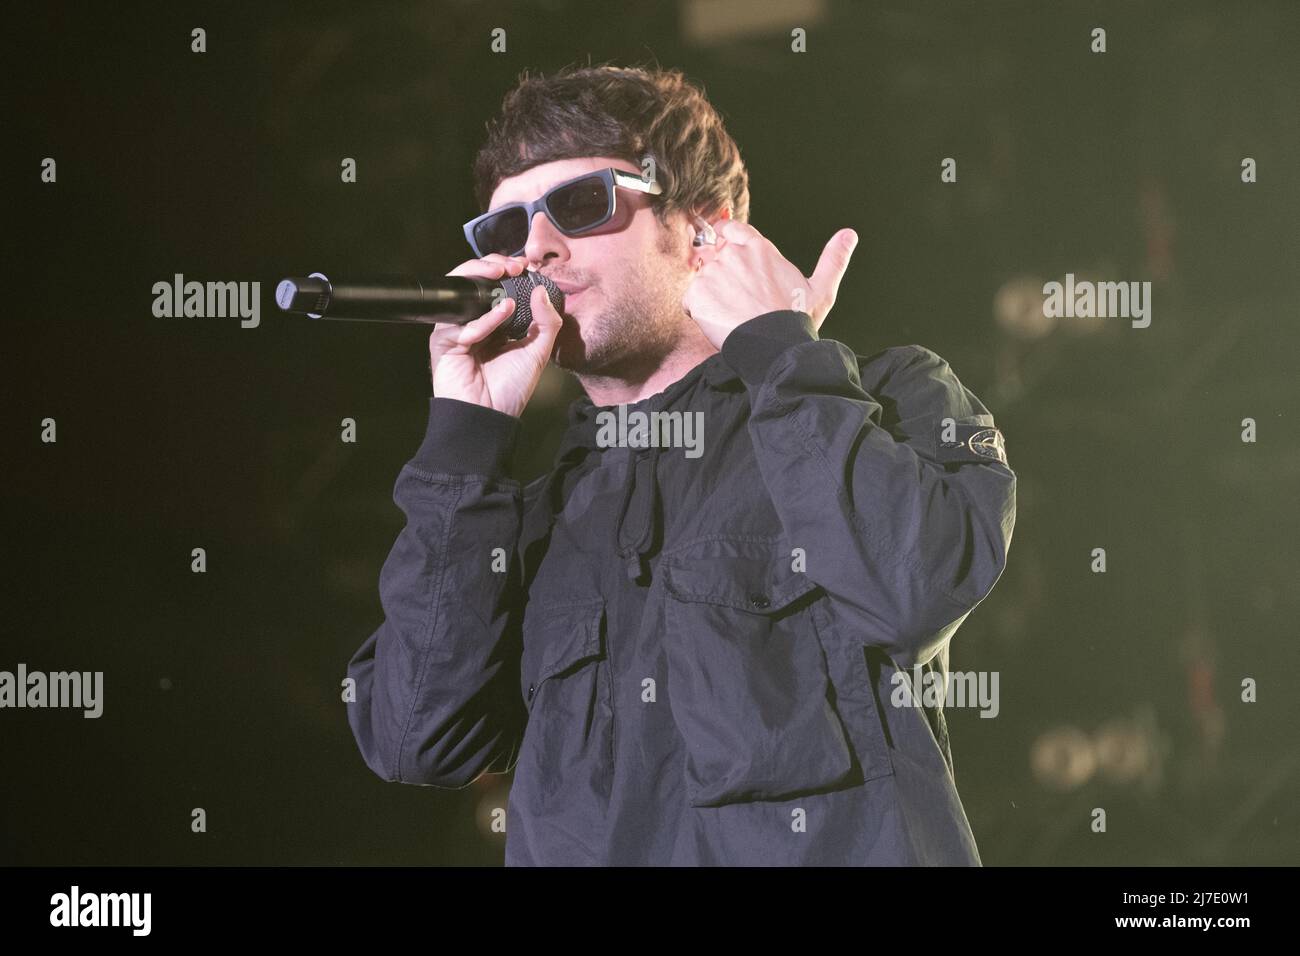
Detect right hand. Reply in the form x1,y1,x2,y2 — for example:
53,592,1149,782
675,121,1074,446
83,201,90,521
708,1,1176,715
429,254,564,418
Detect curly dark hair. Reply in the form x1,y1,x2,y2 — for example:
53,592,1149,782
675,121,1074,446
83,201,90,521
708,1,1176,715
472,63,750,228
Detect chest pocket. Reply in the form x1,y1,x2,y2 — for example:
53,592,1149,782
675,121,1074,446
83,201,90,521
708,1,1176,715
660,536,859,808
516,597,614,807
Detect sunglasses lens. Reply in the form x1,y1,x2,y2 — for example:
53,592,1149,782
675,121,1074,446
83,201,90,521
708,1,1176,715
549,176,611,232
473,206,529,256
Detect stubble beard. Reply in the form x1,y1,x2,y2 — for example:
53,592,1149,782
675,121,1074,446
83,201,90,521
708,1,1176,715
551,229,693,382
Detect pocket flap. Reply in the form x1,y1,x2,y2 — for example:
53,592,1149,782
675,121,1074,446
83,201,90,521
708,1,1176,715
662,537,820,613
534,598,606,685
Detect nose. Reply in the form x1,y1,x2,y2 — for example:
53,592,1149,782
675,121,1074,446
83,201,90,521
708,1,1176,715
523,210,568,266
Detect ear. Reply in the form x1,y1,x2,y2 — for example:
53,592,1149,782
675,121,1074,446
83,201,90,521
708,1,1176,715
701,207,732,232
689,208,731,269
691,217,717,247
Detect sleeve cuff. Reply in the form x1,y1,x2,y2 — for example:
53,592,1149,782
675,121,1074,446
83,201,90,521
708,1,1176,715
409,397,522,480
719,310,818,385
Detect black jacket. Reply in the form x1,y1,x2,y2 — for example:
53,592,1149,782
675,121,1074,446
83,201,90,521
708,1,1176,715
346,309,1017,865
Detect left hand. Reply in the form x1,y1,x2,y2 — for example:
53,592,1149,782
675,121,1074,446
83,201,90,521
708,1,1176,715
681,220,859,349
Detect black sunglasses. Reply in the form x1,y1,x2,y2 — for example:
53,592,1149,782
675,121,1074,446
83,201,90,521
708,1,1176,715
463,167,663,257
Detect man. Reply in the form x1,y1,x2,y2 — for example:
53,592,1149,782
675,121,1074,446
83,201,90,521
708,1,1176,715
345,64,1016,865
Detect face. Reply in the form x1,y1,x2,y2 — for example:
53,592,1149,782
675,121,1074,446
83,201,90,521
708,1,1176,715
486,156,697,377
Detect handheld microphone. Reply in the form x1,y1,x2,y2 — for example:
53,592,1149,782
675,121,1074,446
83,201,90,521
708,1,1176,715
273,271,565,340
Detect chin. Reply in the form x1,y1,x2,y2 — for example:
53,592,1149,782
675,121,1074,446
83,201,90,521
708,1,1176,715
550,320,587,371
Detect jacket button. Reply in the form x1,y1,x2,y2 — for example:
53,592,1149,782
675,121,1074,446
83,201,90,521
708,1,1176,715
527,683,535,701
749,594,770,609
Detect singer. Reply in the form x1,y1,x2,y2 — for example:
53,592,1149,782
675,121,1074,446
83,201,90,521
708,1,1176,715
344,64,1017,865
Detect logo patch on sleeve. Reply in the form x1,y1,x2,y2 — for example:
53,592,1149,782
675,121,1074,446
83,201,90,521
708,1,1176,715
935,423,1007,465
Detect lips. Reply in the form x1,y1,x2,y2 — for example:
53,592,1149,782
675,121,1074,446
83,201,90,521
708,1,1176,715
548,279,588,297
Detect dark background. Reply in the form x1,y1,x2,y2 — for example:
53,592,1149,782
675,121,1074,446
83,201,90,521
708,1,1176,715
5,0,1298,865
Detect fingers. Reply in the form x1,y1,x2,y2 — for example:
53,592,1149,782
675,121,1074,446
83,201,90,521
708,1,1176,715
428,296,517,363
525,284,564,359
808,228,859,307
446,254,530,279
712,219,763,247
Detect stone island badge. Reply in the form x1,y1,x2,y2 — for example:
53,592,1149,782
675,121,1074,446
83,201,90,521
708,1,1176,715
935,422,1008,466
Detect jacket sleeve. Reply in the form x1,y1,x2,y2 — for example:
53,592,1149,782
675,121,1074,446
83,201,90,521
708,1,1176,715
345,396,529,788
720,310,1016,670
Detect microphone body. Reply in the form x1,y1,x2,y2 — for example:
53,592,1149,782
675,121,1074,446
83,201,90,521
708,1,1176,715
274,272,564,340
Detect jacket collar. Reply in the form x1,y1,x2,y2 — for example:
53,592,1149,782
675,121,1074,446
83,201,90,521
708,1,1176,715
530,351,739,583
554,351,739,463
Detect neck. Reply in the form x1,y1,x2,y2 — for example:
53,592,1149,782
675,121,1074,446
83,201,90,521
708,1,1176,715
577,336,718,407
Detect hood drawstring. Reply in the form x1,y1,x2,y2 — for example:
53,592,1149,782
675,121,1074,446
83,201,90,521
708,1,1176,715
615,444,662,582
544,354,734,586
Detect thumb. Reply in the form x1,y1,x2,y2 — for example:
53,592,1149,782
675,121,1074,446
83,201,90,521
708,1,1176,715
528,283,564,341
809,228,858,307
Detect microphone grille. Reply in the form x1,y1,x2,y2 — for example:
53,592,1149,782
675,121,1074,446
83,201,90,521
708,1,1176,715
497,271,565,340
